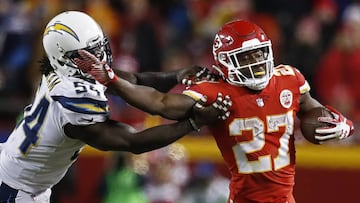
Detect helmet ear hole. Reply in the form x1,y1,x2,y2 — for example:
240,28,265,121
219,53,227,62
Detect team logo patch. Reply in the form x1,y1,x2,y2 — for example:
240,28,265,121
213,34,234,51
280,89,293,108
44,23,79,42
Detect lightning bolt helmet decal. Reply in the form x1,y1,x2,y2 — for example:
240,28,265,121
44,23,80,42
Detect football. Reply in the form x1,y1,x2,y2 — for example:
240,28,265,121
300,107,334,144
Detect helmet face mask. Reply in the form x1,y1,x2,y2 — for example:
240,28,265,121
213,20,274,90
64,36,112,66
43,11,112,78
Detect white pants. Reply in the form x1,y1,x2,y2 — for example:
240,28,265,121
0,181,51,203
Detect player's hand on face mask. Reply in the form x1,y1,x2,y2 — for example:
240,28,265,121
74,50,118,85
178,65,221,87
189,93,232,131
315,105,354,143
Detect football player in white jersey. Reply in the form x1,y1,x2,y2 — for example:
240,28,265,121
0,11,232,203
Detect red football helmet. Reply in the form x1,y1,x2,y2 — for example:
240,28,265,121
212,19,274,90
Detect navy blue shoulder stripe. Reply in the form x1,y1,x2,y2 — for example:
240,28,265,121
52,96,108,115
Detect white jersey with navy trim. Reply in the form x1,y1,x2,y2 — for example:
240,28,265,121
0,72,108,194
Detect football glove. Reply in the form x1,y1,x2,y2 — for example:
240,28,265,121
189,93,232,131
74,50,118,85
179,65,220,87
315,105,354,142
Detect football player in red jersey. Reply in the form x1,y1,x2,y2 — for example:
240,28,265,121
76,19,354,203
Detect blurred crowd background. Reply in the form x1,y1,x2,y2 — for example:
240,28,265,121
1,0,360,203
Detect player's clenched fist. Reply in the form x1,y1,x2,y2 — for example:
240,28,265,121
189,93,232,131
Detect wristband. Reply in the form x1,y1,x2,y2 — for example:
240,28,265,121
109,74,119,84
103,75,118,86
188,118,200,132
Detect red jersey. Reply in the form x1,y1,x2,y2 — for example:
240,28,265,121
183,65,310,203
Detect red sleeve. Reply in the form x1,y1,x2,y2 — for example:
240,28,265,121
182,81,220,105
293,67,311,94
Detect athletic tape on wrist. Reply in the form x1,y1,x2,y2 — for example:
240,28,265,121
188,118,200,132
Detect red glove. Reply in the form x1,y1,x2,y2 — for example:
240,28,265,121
74,50,118,85
315,105,354,142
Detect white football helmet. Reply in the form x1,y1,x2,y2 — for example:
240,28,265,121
42,11,112,78
212,19,274,90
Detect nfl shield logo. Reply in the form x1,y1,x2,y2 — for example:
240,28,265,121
256,98,264,107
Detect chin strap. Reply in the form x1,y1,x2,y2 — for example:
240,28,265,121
211,65,226,81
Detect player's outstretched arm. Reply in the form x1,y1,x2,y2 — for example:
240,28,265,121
107,76,197,120
74,50,214,92
74,50,213,120
64,95,231,154
117,65,213,92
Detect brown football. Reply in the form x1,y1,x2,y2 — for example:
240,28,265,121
300,107,334,144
